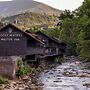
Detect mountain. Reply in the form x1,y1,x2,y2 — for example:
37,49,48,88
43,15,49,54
2,12,59,30
0,0,62,17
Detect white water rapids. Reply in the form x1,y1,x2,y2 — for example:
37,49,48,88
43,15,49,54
38,60,90,90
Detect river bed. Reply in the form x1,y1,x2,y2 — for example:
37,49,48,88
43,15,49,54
38,60,90,90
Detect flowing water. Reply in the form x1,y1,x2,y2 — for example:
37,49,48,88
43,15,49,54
38,59,90,90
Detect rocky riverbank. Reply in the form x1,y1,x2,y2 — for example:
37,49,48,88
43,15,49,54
0,62,56,90
0,56,90,90
0,72,44,90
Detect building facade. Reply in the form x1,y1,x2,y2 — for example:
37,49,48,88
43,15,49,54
0,24,44,58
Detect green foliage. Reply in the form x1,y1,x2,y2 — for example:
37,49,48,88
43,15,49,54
75,0,90,61
0,76,8,84
84,65,90,69
16,66,30,77
17,59,23,67
29,26,40,33
58,10,77,55
54,57,59,63
66,42,77,56
54,57,63,64
4,12,59,30
77,40,90,61
57,0,90,61
16,60,31,77
40,28,61,39
0,21,4,28
48,28,60,38
40,29,49,36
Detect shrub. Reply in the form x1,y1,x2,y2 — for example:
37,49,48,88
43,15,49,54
16,66,30,77
16,59,31,77
54,57,63,64
0,76,8,84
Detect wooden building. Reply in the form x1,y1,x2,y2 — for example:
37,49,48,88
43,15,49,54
36,31,66,57
0,24,44,61
0,24,66,78
0,24,66,60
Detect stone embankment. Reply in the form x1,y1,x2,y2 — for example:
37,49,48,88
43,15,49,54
0,74,43,90
0,61,54,90
0,56,90,90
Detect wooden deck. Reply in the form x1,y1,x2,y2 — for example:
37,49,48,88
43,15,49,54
27,48,44,55
40,51,62,58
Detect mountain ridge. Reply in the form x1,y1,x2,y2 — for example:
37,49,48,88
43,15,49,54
0,0,62,17
2,12,59,30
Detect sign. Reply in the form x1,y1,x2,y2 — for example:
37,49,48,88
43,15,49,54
0,28,23,41
0,34,22,41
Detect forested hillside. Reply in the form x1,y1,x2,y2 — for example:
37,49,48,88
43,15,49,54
48,0,90,61
2,12,59,30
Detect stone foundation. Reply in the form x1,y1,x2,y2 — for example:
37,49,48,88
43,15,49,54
0,56,20,78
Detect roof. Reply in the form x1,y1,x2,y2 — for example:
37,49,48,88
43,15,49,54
51,37,66,45
36,31,66,45
0,24,44,45
25,30,45,43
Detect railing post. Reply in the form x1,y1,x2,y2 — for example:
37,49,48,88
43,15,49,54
56,48,59,55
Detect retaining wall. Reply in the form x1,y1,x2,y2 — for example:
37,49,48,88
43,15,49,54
0,56,20,78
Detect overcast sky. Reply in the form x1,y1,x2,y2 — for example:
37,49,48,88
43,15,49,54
0,0,84,11
0,0,12,1
34,0,84,11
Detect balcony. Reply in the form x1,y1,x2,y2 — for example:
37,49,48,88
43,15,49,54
42,48,62,58
27,48,44,55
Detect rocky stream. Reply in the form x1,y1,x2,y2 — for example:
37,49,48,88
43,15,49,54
37,57,90,90
1,56,90,90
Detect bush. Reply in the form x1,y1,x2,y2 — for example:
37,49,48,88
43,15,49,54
66,42,77,56
16,59,32,77
16,66,30,77
0,76,8,84
54,57,63,64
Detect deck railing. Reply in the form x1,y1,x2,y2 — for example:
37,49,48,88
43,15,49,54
27,48,44,55
44,48,62,56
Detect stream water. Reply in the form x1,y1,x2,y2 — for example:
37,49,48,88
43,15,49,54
38,59,90,90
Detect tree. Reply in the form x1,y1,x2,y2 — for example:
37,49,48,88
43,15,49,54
58,10,77,55
0,22,3,28
57,0,90,61
75,0,90,61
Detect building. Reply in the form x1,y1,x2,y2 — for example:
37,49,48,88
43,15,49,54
0,24,66,78
0,24,44,61
36,31,66,57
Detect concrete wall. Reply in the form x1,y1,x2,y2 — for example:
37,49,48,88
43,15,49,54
0,56,20,78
